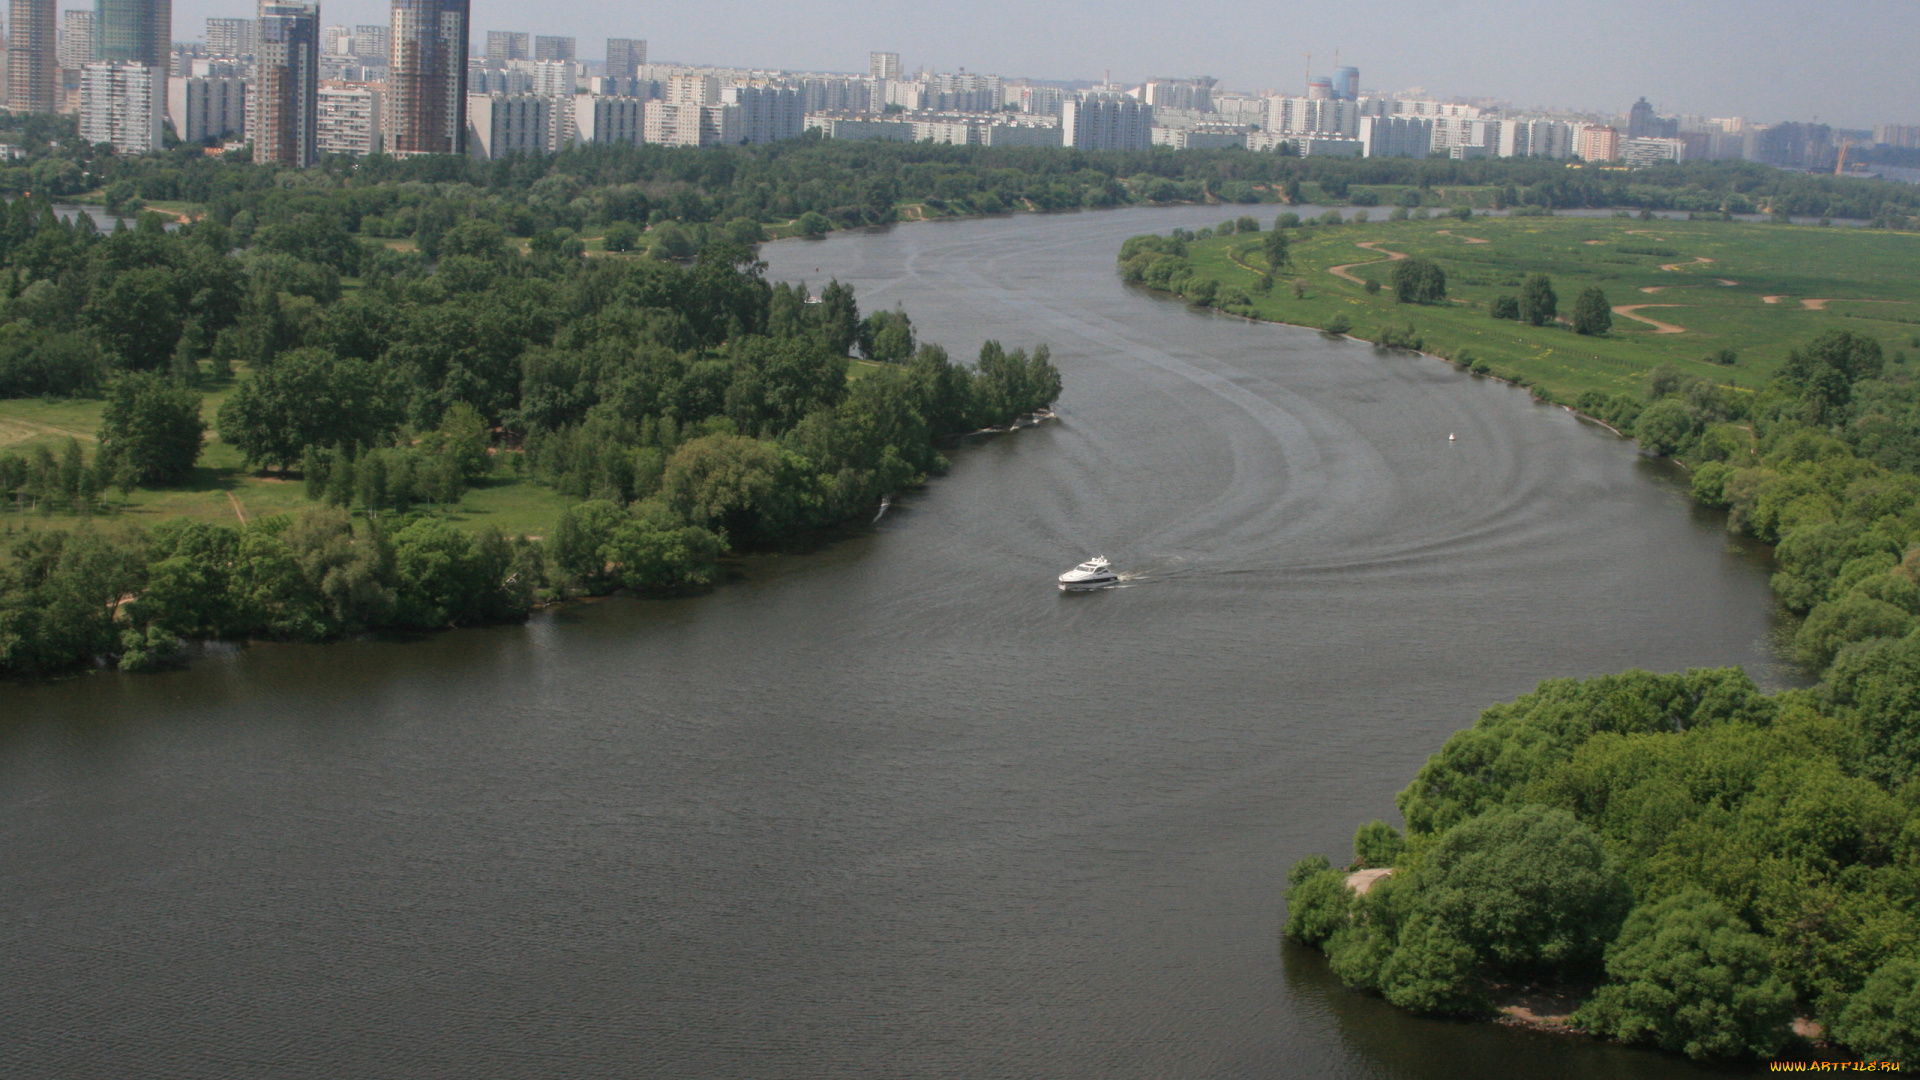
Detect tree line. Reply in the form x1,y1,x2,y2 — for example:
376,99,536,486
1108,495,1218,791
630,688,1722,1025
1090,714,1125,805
4,107,1916,262
0,191,1061,678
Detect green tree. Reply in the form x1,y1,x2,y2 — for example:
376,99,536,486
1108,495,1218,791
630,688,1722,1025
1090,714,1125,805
1416,804,1629,971
1392,258,1447,304
1354,820,1405,868
96,372,205,486
84,266,185,371
1635,399,1697,457
216,348,404,469
1518,273,1558,326
1282,855,1352,946
1779,329,1885,420
603,221,641,252
1490,295,1520,320
1262,229,1291,272
1576,892,1794,1060
603,501,723,591
1572,287,1613,336
1834,958,1920,1063
661,433,817,546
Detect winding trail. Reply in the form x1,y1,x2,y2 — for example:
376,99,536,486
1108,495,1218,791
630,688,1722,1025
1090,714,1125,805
1434,230,1489,244
1640,278,1738,294
1763,295,1787,304
225,492,249,524
1658,255,1716,272
1327,241,1407,284
1613,304,1689,333
1800,297,1913,311
0,417,96,449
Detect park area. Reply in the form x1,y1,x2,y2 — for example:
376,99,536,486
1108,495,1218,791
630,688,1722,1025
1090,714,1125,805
1174,214,1920,403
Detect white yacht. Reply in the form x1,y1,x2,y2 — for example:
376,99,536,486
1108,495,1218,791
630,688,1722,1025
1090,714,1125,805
1058,556,1121,591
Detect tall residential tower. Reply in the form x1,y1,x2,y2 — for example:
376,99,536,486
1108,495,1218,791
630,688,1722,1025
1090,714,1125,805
388,0,467,156
605,37,643,80
8,0,58,113
254,0,319,166
93,0,169,65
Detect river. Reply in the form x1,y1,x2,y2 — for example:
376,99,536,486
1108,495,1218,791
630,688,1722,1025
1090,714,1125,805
0,205,1789,1078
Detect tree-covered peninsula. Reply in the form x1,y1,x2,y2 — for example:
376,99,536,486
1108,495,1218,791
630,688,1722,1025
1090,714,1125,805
1174,214,1920,1060
0,197,1060,677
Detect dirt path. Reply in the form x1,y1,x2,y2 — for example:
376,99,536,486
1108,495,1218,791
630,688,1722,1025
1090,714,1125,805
1658,255,1715,272
1626,230,1669,240
1641,278,1738,294
0,417,97,448
225,491,249,524
1327,241,1407,284
1763,295,1786,304
1800,297,1913,311
1345,868,1393,895
1613,304,1689,333
1434,229,1489,244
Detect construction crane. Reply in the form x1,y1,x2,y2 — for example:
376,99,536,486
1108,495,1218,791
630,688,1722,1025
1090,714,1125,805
1835,138,1855,176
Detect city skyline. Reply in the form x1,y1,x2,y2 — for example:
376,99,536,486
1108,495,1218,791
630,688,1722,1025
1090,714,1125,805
153,0,1917,128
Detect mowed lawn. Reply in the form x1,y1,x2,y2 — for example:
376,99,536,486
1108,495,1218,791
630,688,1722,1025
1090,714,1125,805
1181,216,1920,402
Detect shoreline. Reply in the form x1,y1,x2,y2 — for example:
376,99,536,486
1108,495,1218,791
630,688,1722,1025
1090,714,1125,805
1163,286,1639,440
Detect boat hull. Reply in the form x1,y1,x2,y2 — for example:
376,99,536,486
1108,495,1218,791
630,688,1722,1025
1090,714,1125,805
1058,576,1120,592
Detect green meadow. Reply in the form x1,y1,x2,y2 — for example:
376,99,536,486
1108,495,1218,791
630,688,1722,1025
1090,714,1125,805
1175,215,1920,403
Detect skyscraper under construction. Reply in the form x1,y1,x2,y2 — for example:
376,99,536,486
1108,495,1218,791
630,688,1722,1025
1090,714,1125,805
387,0,468,157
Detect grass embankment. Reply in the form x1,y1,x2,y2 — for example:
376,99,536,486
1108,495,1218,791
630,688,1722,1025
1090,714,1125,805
1176,216,1920,403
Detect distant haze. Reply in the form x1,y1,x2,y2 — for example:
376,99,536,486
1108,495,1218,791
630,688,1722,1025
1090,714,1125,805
171,0,1914,128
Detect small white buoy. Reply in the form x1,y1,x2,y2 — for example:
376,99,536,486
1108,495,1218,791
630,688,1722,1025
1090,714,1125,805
1449,433,1456,441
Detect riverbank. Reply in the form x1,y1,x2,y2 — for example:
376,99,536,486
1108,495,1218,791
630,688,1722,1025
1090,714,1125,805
1120,214,1920,406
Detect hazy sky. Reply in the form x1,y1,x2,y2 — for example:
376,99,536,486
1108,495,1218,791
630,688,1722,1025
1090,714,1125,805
171,0,1914,128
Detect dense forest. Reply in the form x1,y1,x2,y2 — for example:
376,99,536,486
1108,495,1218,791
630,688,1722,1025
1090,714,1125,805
0,194,1061,677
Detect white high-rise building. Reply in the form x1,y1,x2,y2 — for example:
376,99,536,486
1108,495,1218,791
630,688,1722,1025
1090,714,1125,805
351,24,388,58
666,73,718,105
720,83,802,145
80,61,163,153
167,73,245,143
1357,115,1433,158
797,75,879,114
521,58,575,98
868,51,899,81
321,24,352,56
1262,95,1359,138
317,82,382,155
466,92,549,158
571,93,643,145
59,10,93,69
644,100,738,147
1061,92,1151,151
205,17,254,58
1007,83,1064,117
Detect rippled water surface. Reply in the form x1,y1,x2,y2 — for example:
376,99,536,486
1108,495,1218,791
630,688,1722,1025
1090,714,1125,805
1,206,1789,1078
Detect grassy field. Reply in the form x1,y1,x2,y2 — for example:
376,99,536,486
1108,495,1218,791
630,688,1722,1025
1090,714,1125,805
0,347,883,543
0,374,573,544
1175,215,1920,403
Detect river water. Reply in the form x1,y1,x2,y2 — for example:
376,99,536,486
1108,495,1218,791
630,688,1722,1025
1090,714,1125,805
0,206,1788,1078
